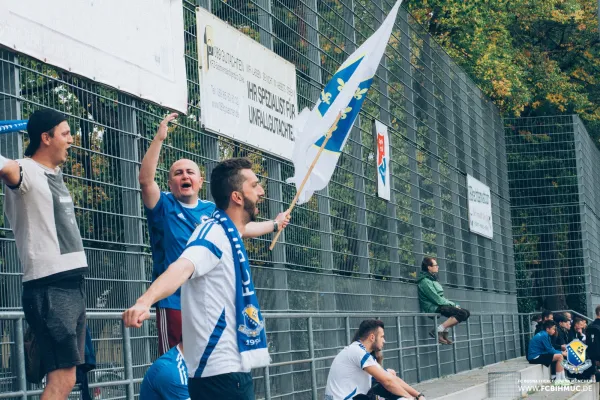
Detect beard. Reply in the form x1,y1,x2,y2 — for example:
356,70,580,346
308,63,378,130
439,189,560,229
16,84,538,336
243,196,258,222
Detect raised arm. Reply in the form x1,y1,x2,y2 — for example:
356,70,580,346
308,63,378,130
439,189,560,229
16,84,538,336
0,156,22,187
139,113,178,209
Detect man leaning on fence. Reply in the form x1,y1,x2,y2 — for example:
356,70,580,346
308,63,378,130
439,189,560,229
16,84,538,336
0,109,87,399
140,113,289,355
417,257,470,345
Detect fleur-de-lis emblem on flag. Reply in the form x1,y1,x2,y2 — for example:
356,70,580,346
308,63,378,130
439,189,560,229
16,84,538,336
337,78,346,92
341,106,353,119
354,87,368,100
321,90,332,104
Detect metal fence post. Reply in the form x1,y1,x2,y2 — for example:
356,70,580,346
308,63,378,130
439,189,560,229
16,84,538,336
308,317,318,400
467,318,473,370
502,314,507,360
397,316,404,379
479,316,485,366
264,366,271,400
122,323,135,399
512,314,518,357
452,327,458,374
414,316,421,382
434,315,441,378
15,318,27,400
345,316,351,345
492,314,498,363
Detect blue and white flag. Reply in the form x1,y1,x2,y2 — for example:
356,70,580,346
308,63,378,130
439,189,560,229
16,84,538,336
0,120,27,134
286,0,402,204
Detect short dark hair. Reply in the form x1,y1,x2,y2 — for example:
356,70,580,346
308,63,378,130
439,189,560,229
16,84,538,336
573,316,584,325
542,320,556,331
210,158,253,210
596,305,600,317
541,310,553,320
421,257,436,272
355,319,384,341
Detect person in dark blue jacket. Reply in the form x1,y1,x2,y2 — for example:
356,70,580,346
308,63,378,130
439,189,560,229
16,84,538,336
528,320,570,384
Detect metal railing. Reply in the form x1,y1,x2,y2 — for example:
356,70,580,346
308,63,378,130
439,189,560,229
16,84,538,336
0,309,534,399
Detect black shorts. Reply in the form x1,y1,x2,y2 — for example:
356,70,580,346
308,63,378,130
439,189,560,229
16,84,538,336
21,278,86,376
189,372,254,400
437,305,471,322
528,353,556,367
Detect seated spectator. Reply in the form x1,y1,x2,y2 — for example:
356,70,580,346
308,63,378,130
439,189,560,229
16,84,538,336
325,320,425,400
527,320,570,385
140,343,189,399
418,257,470,345
364,350,425,400
569,317,587,343
534,310,553,335
553,313,570,352
531,315,542,334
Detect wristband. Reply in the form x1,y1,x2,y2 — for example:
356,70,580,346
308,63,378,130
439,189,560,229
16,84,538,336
417,394,425,399
273,220,278,232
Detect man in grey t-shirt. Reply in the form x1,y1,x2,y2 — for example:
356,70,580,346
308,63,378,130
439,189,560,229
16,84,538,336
0,109,87,398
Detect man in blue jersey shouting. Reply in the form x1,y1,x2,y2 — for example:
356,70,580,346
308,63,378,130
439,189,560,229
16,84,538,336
140,114,289,355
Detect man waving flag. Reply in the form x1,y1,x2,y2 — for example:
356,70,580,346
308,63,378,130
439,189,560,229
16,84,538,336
286,0,402,205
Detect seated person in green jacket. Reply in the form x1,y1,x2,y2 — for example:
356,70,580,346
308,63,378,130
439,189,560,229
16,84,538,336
417,257,470,344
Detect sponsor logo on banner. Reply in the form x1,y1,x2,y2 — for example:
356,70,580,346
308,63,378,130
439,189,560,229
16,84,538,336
197,8,298,160
373,120,390,200
467,174,493,239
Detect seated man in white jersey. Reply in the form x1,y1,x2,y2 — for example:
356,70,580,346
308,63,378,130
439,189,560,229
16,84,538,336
124,158,271,400
140,342,189,400
325,320,425,400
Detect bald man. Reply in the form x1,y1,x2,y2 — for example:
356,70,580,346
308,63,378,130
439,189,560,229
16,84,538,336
140,114,289,354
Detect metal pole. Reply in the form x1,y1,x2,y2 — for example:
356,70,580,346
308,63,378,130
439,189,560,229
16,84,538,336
480,316,485,366
397,316,404,378
15,318,27,400
434,315,441,378
518,314,524,357
264,366,271,400
122,324,135,400
491,315,498,363
512,314,518,358
467,318,473,370
414,315,421,382
308,317,318,400
452,327,458,374
346,316,351,344
502,315,507,360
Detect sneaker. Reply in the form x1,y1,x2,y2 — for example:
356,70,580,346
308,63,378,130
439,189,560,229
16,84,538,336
429,329,449,344
442,331,453,345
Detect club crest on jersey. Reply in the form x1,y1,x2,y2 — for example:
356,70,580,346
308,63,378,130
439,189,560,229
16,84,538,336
238,305,264,337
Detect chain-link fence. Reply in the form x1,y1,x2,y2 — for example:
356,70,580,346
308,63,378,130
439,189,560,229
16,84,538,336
0,0,517,397
505,115,600,316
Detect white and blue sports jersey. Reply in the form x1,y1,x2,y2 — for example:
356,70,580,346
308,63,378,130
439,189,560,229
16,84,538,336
179,219,244,378
146,192,215,310
324,341,379,400
139,345,189,400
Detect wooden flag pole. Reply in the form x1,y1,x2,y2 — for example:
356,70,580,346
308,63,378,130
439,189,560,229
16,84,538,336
269,112,343,251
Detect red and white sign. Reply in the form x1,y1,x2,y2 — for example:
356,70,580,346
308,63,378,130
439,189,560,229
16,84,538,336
373,120,390,201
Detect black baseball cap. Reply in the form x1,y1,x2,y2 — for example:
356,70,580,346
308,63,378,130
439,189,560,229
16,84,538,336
25,109,67,157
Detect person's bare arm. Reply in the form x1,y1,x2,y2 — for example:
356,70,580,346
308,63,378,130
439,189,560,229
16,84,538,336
0,157,21,187
244,211,291,238
139,113,178,209
122,258,193,328
364,366,414,399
